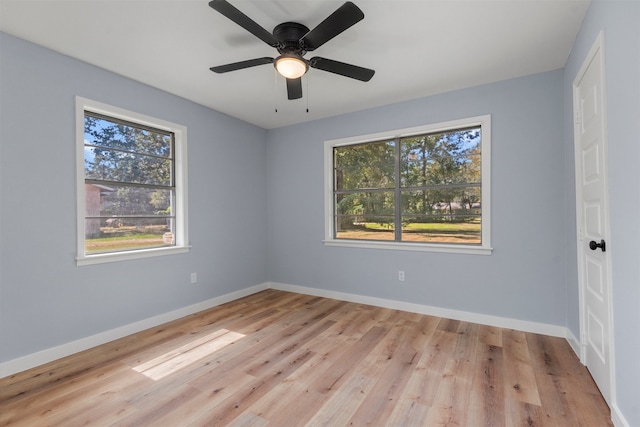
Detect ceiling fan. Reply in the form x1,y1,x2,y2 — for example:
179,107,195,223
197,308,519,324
208,0,375,100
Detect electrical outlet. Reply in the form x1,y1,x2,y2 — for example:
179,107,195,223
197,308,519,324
398,270,405,281
190,272,197,284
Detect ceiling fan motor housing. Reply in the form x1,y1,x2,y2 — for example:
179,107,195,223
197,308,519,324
273,22,309,56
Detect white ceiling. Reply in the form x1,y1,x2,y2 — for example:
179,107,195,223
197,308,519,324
0,0,589,129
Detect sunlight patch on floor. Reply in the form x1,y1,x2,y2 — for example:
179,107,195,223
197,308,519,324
133,329,245,380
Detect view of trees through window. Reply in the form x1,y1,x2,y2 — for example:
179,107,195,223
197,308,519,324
334,126,482,244
83,112,176,254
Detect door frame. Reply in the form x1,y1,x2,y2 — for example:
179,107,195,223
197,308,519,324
572,30,615,406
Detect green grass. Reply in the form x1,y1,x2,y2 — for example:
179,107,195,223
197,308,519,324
88,233,162,242
86,230,169,254
365,221,480,233
339,221,481,243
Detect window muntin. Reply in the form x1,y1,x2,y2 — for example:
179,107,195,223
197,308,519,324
76,97,189,265
326,116,491,254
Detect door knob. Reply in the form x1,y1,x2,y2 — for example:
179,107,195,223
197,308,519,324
589,239,606,252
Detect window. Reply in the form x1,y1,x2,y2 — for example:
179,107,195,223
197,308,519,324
324,115,491,255
76,97,189,265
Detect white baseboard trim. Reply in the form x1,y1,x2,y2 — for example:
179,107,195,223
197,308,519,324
611,403,631,427
268,282,568,338
565,328,582,360
0,283,269,379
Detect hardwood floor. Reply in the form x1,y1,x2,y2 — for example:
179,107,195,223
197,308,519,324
0,290,612,426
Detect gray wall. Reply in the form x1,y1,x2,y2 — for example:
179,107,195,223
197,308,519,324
266,69,567,326
564,1,640,425
0,33,269,362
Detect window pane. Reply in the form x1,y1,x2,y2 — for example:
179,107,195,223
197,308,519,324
335,141,395,190
401,187,481,244
400,215,481,244
87,184,174,217
335,191,394,241
84,114,172,158
401,188,481,216
400,128,481,187
85,217,174,255
85,147,172,186
84,181,174,254
400,157,436,188
335,215,395,241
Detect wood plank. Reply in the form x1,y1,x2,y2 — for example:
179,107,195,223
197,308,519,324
504,399,545,427
1,363,147,426
467,343,505,426
502,329,542,406
186,314,339,392
188,347,317,425
423,322,480,426
478,324,503,347
226,412,270,427
347,320,424,425
135,329,245,381
344,314,427,401
0,290,613,427
404,328,459,407
304,373,377,426
138,372,257,426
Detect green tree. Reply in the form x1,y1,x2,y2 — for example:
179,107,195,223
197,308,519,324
84,114,173,225
334,140,395,229
400,128,480,223
332,127,481,234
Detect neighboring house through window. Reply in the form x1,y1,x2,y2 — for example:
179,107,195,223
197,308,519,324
324,115,491,255
76,97,189,265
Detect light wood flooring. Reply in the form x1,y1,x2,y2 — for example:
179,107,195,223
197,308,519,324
0,290,612,426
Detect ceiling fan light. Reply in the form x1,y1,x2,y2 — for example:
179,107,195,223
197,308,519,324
275,55,308,79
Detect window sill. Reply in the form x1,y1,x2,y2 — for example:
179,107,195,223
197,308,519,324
76,245,191,266
323,239,492,255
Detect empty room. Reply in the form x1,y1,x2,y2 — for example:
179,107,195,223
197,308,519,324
0,0,638,426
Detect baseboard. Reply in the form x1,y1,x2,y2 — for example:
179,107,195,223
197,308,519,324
611,403,631,427
268,281,568,338
565,328,583,360
0,283,269,379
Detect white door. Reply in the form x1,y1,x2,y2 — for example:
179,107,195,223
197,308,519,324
573,31,613,406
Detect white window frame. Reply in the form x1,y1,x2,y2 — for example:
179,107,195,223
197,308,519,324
324,115,492,255
75,96,189,266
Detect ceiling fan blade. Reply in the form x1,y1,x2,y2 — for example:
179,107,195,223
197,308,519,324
286,78,303,100
309,57,374,82
300,2,364,51
210,57,274,73
209,0,279,47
